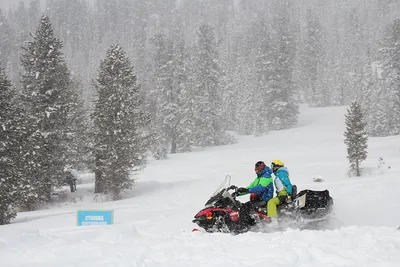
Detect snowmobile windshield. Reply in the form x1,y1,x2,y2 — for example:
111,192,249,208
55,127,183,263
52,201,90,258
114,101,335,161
204,176,236,207
210,175,231,198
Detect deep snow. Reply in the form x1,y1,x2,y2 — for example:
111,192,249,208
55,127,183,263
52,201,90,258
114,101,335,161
1,104,400,267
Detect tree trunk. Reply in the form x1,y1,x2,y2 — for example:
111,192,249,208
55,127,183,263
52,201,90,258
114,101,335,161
94,169,104,193
356,160,360,176
171,131,177,154
43,174,52,203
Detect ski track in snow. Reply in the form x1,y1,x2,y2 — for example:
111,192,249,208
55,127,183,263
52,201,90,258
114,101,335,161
1,105,400,267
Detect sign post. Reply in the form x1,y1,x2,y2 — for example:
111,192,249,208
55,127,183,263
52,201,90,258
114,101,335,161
77,210,114,226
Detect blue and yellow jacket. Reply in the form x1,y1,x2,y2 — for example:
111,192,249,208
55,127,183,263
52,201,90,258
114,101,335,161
246,167,274,202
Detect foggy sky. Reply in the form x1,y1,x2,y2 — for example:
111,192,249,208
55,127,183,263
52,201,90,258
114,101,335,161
0,0,96,10
0,0,32,9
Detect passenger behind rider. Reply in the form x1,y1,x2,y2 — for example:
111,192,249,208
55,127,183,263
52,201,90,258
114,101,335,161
267,160,293,219
236,161,274,225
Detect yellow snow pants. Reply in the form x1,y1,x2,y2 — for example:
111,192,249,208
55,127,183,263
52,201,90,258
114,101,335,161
267,190,287,217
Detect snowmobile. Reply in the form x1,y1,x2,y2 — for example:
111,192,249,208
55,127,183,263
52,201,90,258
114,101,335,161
192,176,271,234
192,175,334,234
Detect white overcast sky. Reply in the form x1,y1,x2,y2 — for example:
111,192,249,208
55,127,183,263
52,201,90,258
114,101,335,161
0,0,29,9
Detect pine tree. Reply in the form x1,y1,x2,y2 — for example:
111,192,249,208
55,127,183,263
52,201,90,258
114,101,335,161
235,62,255,135
344,101,368,177
253,18,273,136
359,53,386,137
192,24,232,146
232,27,256,135
219,43,237,132
149,34,174,159
0,66,19,224
0,9,13,70
64,79,94,170
361,18,400,137
92,44,149,200
367,85,389,137
345,8,365,103
149,35,195,156
302,9,327,107
378,18,400,136
172,39,194,153
19,15,78,206
267,1,299,130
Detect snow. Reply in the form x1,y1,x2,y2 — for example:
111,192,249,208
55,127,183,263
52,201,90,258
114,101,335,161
1,104,400,267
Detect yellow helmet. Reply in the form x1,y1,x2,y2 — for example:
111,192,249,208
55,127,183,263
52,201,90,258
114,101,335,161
271,160,284,168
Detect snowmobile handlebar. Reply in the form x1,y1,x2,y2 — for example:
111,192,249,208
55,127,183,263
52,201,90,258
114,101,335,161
227,185,238,191
227,185,239,198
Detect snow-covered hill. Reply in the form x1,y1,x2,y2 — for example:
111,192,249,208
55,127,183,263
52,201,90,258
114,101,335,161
1,105,400,267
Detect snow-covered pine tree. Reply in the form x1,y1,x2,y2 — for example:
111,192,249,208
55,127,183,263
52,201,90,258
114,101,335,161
327,13,345,107
64,78,94,170
219,42,237,133
358,52,386,137
173,39,194,153
253,17,273,136
147,34,194,157
193,24,232,146
0,9,13,71
366,87,389,137
344,8,365,104
344,101,368,177
302,9,328,107
361,18,400,137
232,28,256,135
0,66,20,224
381,70,400,136
235,61,256,135
20,15,78,206
92,44,149,199
267,1,299,130
378,18,400,136
149,34,174,159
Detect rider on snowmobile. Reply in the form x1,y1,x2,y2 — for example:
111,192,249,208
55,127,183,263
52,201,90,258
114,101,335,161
237,161,274,225
267,160,293,218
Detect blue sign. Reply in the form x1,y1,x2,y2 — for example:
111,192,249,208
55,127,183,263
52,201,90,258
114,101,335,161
77,210,114,226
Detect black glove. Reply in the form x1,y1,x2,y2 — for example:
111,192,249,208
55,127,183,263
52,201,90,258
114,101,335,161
278,195,291,203
237,187,249,194
227,185,237,190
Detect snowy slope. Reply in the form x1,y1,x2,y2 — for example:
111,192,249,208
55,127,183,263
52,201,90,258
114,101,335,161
1,105,400,267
